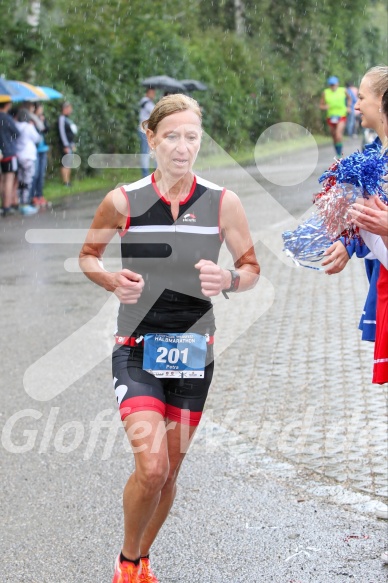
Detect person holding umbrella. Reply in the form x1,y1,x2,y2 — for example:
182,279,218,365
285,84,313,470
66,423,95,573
79,93,260,583
138,87,156,177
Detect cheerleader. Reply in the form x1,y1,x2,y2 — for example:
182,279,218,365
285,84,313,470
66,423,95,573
351,87,388,386
321,66,388,343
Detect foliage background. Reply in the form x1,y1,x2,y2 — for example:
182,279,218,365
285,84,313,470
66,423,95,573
1,0,387,172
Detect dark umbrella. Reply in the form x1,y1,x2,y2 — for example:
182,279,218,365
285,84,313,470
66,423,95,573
141,75,186,93
180,79,208,92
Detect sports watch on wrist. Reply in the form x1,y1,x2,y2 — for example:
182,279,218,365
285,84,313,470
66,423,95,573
222,269,240,298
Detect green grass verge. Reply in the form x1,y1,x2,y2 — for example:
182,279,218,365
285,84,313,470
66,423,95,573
44,168,141,201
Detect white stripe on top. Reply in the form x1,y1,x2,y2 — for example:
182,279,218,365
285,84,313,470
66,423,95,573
128,225,219,234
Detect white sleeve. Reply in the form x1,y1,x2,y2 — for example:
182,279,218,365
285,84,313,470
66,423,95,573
28,123,41,144
58,115,69,147
145,101,155,117
360,229,388,269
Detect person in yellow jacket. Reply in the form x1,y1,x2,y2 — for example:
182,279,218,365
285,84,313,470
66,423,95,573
320,75,352,156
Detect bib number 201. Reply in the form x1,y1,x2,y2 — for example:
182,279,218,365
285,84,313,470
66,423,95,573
156,347,188,364
143,332,207,378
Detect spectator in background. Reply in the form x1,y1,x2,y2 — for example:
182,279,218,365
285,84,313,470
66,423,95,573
31,103,50,206
0,100,20,217
138,87,155,177
345,81,359,137
15,109,40,215
18,101,45,133
320,75,351,156
58,101,77,186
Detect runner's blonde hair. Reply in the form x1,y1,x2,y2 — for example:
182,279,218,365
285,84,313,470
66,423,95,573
142,94,202,133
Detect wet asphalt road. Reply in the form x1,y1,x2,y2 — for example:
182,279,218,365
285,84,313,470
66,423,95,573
1,137,387,582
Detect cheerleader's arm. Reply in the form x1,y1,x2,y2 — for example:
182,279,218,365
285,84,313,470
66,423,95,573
359,229,388,269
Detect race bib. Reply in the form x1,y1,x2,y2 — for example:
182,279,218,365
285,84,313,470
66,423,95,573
143,333,207,378
330,115,340,124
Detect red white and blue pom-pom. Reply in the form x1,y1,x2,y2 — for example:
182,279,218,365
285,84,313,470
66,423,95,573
282,215,333,270
318,149,388,201
282,148,388,266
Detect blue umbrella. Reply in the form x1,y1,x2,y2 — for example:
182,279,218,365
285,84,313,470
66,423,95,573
0,78,17,102
37,86,63,100
7,81,49,102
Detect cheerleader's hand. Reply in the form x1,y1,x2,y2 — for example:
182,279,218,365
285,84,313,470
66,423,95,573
321,240,349,274
350,196,388,236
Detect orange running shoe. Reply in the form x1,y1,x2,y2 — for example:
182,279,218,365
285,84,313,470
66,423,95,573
112,554,141,583
139,557,159,583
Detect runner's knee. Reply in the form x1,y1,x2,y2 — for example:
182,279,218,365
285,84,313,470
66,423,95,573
136,457,169,495
162,468,181,493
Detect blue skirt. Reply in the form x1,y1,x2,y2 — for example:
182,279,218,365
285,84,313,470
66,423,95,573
359,259,380,342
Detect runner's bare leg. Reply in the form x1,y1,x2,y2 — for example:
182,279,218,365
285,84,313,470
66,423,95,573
122,410,170,560
139,418,198,555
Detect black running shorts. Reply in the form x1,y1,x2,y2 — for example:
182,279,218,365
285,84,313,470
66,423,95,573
112,344,214,426
0,156,18,174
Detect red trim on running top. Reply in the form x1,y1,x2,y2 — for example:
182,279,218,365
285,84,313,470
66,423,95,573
119,396,166,421
151,173,197,206
151,172,170,204
166,404,203,426
115,335,143,346
179,175,197,205
115,335,214,346
119,187,130,237
218,187,227,242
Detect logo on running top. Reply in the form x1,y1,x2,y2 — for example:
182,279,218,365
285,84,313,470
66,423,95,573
183,213,197,223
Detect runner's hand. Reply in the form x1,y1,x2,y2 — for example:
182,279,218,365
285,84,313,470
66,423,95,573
111,269,144,303
321,240,349,274
195,259,229,297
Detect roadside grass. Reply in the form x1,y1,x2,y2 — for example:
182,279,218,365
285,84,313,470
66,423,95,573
43,169,140,201
44,168,141,202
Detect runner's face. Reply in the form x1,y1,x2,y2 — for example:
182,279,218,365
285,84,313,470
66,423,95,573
355,76,382,131
149,110,202,176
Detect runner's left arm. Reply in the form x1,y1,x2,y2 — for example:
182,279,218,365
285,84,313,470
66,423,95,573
195,189,260,297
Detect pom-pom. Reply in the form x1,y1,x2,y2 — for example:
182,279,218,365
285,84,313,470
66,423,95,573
315,149,387,240
318,149,388,202
282,148,388,268
314,182,362,239
282,215,333,269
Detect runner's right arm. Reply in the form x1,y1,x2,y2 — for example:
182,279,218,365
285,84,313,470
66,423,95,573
319,92,328,111
79,189,144,303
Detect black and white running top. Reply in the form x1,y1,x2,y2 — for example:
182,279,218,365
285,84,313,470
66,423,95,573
116,173,226,337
